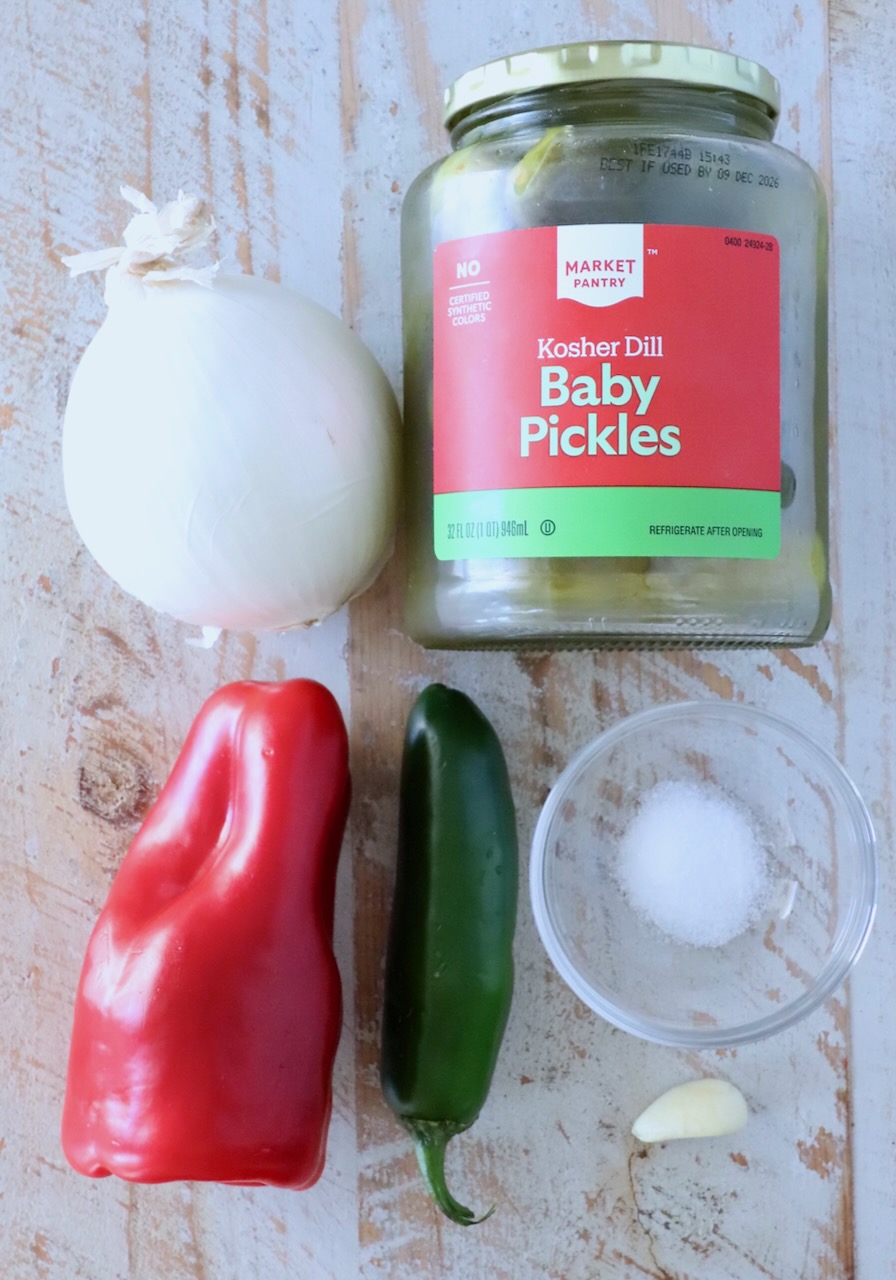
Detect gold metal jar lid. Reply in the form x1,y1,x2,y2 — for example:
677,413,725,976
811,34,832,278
443,40,781,129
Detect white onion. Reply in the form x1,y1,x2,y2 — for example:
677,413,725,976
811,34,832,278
62,188,399,632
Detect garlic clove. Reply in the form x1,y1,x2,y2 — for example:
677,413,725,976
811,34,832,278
632,1078,748,1143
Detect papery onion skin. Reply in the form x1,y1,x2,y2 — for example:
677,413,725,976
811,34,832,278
63,273,400,631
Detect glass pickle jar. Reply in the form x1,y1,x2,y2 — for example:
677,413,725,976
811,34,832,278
401,41,830,648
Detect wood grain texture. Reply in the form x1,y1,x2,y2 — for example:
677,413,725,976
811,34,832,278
0,2,357,1277
829,1,896,1277
0,0,887,1276
346,2,859,1279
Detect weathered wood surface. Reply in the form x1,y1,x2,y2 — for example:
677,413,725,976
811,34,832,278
0,0,889,1277
830,2,896,1278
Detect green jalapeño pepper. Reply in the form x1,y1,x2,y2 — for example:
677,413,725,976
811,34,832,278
381,684,518,1224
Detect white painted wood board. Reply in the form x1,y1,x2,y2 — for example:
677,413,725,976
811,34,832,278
0,0,889,1276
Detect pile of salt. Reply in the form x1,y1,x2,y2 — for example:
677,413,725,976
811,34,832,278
617,780,770,948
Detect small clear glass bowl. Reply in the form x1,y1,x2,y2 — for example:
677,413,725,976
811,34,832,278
530,701,877,1048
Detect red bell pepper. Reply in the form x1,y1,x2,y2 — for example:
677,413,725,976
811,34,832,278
62,678,350,1189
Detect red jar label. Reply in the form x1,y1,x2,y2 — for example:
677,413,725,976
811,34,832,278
432,224,781,559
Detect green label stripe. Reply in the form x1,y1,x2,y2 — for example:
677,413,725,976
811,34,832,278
434,487,781,560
